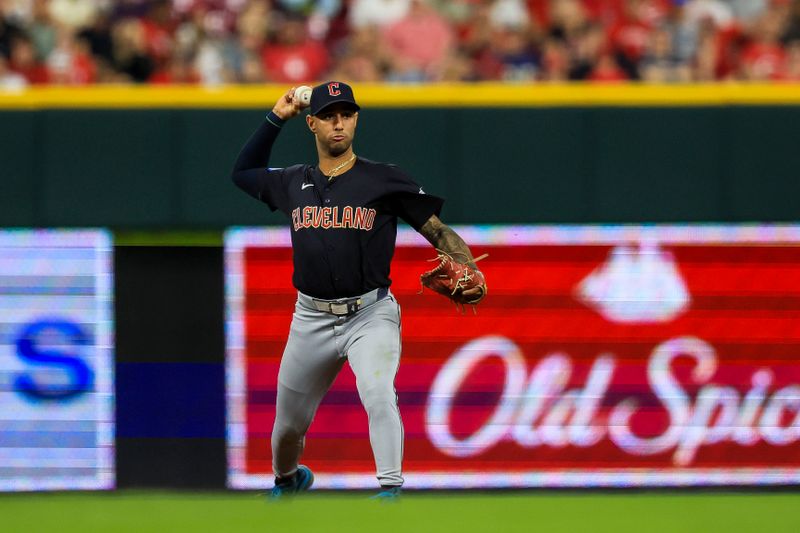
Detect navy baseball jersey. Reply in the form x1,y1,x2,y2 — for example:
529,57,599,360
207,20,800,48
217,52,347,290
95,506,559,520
232,112,444,299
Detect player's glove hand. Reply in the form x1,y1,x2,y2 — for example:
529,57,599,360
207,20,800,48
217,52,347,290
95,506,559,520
420,251,488,310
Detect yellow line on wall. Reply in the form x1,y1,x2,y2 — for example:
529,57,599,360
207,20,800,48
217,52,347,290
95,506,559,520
0,83,799,109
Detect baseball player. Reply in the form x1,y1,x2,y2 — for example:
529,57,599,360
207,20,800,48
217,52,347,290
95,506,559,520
231,81,487,499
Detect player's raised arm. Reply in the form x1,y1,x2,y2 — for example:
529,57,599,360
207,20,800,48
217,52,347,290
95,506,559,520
418,214,487,304
231,87,301,173
230,88,303,199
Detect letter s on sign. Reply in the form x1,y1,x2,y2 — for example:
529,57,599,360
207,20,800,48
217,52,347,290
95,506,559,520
426,335,526,457
14,319,94,401
608,336,714,458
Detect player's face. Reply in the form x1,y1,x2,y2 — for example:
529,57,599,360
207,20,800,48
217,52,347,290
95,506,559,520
307,104,359,157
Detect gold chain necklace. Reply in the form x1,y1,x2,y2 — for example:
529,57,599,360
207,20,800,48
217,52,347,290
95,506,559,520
325,153,356,182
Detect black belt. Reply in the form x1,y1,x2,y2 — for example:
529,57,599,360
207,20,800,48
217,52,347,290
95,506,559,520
305,287,389,316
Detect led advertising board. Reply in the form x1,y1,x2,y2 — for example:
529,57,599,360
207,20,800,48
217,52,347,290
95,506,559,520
227,225,800,488
0,230,113,491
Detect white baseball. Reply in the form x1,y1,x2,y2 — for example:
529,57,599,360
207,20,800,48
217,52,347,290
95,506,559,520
293,85,312,108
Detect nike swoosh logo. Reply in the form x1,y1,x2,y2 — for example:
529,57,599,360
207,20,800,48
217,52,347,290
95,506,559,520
301,183,314,190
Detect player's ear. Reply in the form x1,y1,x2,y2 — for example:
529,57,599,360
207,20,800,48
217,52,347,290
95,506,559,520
306,114,316,134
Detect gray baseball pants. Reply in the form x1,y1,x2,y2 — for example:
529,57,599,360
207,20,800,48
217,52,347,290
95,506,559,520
271,288,404,487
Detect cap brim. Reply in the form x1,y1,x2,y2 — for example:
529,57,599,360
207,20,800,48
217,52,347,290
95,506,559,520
311,99,361,116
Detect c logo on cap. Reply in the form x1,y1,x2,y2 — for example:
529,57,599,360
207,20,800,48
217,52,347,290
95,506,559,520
327,82,341,97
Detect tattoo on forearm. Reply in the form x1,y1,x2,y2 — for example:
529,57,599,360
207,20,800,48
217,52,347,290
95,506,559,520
420,216,477,269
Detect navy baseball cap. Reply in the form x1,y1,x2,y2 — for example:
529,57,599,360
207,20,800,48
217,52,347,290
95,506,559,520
310,81,360,116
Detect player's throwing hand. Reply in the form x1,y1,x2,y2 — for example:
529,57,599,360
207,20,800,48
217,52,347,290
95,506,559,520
272,87,304,121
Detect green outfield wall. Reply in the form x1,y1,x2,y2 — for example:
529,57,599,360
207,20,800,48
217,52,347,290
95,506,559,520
2,85,799,228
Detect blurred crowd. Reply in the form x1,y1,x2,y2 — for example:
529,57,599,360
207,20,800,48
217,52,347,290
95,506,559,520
2,0,800,88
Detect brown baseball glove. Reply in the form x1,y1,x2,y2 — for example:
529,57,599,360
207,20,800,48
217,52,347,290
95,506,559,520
420,250,488,309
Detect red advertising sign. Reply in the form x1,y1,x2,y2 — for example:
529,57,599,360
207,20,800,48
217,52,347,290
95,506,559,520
226,226,800,488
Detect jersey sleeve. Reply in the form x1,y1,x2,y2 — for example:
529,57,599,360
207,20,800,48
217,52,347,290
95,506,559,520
380,166,445,231
230,112,292,214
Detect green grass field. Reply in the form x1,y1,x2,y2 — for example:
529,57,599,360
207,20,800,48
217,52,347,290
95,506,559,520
1,491,799,533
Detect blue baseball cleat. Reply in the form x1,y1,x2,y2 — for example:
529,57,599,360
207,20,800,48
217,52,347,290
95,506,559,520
270,465,314,500
370,486,401,501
